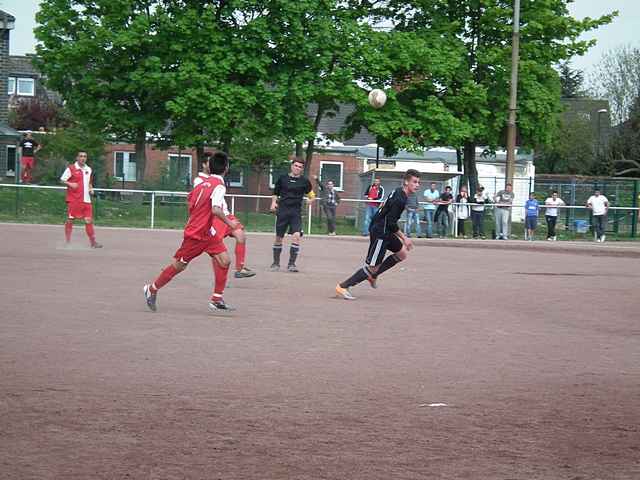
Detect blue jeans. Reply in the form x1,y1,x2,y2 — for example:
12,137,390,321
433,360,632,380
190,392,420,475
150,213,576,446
424,209,436,237
436,210,449,237
404,209,422,237
362,205,378,234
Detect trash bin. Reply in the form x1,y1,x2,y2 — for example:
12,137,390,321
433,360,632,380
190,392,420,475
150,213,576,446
574,219,589,233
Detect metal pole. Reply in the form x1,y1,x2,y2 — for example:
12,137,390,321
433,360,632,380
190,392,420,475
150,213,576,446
231,196,235,215
505,0,521,184
632,180,638,238
150,191,156,229
376,145,380,169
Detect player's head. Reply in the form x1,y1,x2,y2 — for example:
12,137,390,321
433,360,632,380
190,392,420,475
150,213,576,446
403,169,420,193
551,190,558,199
373,178,381,186
529,192,535,199
506,183,513,192
199,157,210,174
290,159,304,176
208,152,229,175
327,180,334,189
594,188,601,196
76,151,88,165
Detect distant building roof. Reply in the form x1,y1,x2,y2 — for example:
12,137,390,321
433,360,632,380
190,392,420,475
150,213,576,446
0,9,16,25
9,55,40,77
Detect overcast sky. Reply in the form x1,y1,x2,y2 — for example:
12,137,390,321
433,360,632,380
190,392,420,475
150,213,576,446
4,0,639,76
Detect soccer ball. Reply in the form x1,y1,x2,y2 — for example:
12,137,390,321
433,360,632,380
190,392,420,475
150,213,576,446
368,89,387,109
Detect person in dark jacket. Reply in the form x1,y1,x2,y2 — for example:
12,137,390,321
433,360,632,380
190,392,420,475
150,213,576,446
314,175,341,235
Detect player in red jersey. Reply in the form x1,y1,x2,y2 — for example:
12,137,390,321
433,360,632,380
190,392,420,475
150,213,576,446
143,152,239,312
60,151,102,248
195,158,255,278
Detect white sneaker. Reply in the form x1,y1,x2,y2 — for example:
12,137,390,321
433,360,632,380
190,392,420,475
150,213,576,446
596,238,601,243
601,235,606,243
553,236,557,241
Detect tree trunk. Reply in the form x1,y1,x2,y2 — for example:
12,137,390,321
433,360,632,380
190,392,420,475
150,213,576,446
295,142,304,161
456,147,463,172
304,138,315,177
463,142,479,196
195,142,205,165
255,170,262,213
134,128,146,184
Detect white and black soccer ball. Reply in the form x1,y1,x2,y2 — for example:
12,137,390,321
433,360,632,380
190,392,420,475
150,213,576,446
368,89,387,109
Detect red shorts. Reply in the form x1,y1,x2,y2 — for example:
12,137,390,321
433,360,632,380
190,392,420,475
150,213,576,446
67,201,93,219
173,236,227,264
215,214,244,240
21,156,35,169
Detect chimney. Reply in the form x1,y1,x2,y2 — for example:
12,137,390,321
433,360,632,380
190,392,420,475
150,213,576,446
0,10,16,126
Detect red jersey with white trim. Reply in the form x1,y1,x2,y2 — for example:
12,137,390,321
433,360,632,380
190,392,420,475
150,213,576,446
184,174,226,240
60,162,92,203
194,173,230,215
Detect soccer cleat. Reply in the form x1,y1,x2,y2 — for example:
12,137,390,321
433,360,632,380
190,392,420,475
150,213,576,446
143,284,157,312
365,270,378,289
91,242,103,248
269,263,280,272
335,284,356,300
234,267,256,278
208,299,235,312
287,264,299,273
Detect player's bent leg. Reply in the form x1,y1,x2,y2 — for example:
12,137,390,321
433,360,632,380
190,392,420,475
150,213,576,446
143,259,186,312
231,229,254,278
209,251,234,311
84,217,102,248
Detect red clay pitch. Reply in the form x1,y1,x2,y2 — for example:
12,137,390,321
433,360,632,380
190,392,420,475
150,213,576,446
1,223,639,479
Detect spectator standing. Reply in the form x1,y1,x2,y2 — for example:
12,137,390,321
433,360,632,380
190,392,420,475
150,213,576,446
524,192,539,241
544,191,565,241
362,178,384,235
423,182,439,238
314,175,341,235
493,183,514,240
19,132,41,184
434,185,453,238
587,189,609,242
403,189,422,238
455,186,470,238
471,186,488,239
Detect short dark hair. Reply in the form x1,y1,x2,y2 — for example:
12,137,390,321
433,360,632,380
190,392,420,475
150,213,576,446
552,190,558,195
404,169,420,181
445,185,452,190
208,152,229,175
506,183,513,187
292,159,305,166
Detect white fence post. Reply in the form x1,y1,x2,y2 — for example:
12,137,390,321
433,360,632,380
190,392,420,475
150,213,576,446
231,196,235,215
307,201,312,235
150,192,156,229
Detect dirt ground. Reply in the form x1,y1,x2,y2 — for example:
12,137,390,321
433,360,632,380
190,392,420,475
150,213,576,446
1,223,639,480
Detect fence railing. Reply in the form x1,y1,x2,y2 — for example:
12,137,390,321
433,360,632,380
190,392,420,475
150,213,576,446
1,183,638,239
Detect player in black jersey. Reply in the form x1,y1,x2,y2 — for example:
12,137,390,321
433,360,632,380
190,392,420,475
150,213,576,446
270,159,313,272
336,169,420,299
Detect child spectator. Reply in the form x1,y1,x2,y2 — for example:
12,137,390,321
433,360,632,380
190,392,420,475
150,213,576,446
525,192,539,241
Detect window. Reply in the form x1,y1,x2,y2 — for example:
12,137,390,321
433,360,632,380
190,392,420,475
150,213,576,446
6,146,17,176
7,77,35,96
17,78,35,96
227,167,244,187
114,151,137,181
168,154,192,185
319,161,344,191
269,164,290,189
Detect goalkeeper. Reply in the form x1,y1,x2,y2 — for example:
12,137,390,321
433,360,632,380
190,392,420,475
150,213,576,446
269,159,314,273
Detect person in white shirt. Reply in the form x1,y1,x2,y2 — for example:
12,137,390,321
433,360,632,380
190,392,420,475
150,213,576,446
586,189,609,242
544,190,565,241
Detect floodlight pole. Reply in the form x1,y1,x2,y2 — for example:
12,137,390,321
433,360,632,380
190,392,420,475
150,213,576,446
505,0,521,184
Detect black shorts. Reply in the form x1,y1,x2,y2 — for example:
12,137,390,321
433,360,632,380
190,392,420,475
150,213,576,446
365,233,403,267
276,208,302,237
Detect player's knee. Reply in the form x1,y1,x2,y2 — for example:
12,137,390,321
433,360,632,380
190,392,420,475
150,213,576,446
292,232,301,242
85,218,93,224
173,260,187,272
216,254,231,268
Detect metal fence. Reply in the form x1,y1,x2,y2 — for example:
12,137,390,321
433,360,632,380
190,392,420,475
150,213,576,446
1,183,638,239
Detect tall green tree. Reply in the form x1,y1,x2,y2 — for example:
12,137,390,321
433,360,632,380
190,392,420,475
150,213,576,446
348,0,615,193
35,0,173,182
558,61,585,98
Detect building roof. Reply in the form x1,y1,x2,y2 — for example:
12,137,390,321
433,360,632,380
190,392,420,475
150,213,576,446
0,9,16,23
0,124,22,138
9,55,40,77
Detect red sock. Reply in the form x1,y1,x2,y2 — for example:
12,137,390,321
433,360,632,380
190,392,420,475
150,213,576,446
151,265,179,292
64,221,73,242
85,223,96,245
212,259,229,299
235,242,246,271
